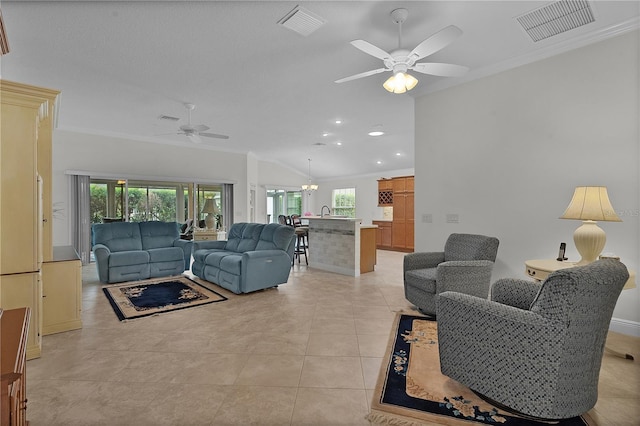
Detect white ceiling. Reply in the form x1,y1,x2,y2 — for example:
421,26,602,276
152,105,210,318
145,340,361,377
1,1,638,180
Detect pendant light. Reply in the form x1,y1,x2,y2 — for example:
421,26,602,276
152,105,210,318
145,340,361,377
301,158,318,194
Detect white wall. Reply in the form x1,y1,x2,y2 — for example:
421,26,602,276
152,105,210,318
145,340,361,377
51,130,251,244
414,31,639,334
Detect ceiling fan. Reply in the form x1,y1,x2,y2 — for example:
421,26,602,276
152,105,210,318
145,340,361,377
169,103,229,143
335,8,469,93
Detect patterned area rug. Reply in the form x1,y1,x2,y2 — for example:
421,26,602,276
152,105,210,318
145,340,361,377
103,275,227,321
367,314,595,426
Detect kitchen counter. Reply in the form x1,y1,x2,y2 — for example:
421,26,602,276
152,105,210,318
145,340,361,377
305,217,376,276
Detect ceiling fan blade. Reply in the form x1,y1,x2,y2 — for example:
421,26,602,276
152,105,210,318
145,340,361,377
350,40,392,61
409,25,463,61
200,132,230,140
192,124,210,132
412,62,469,77
335,68,389,84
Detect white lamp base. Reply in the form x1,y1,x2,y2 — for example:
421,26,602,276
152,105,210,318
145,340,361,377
205,213,215,230
573,220,606,266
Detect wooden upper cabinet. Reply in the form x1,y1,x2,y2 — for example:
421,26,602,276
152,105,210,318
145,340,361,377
392,177,406,193
377,179,393,206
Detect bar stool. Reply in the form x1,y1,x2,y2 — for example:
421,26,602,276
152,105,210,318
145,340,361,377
290,215,309,265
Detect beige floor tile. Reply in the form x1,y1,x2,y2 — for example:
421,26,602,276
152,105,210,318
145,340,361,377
357,333,390,357
235,354,304,386
306,333,360,356
291,388,370,425
360,356,384,389
310,317,356,334
299,356,364,389
213,386,298,425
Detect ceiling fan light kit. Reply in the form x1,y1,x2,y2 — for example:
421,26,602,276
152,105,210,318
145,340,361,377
335,8,468,94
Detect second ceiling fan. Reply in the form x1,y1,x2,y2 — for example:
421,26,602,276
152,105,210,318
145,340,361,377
335,8,469,93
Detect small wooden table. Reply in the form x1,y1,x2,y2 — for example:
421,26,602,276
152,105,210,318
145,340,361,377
193,230,219,241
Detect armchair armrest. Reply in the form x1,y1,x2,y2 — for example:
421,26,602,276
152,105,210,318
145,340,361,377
435,260,494,297
404,251,445,272
490,278,541,310
92,243,111,283
193,240,227,251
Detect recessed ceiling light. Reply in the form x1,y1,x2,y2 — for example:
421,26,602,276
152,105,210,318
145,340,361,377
335,119,342,124
376,160,382,165
395,152,401,156
322,132,329,137
368,124,385,136
336,141,342,146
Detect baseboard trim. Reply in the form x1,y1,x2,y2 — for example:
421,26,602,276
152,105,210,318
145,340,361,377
609,317,640,337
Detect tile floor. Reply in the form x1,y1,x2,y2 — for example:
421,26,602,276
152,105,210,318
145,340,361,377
26,250,639,425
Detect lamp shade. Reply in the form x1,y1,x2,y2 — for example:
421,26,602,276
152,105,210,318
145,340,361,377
560,186,621,265
560,186,621,222
202,198,217,214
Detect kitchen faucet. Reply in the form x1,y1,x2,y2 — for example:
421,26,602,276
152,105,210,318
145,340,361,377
321,205,331,217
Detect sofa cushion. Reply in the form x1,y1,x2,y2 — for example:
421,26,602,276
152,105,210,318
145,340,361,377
224,223,263,253
405,268,437,294
92,222,143,252
140,221,180,250
219,253,243,275
147,247,183,263
203,251,235,268
256,223,295,251
109,250,150,267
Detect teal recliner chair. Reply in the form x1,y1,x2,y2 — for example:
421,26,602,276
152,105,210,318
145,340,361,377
92,221,192,283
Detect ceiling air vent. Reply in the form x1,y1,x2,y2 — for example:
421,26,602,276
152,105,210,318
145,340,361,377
158,115,180,122
516,0,595,42
278,5,326,37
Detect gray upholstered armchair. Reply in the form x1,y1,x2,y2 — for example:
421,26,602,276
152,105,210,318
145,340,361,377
403,233,499,316
437,259,629,420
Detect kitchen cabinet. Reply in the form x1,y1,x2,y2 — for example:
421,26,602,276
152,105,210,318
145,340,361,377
372,221,392,249
391,176,414,251
377,179,393,206
360,226,377,273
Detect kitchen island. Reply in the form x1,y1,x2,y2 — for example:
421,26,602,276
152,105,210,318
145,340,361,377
305,217,377,276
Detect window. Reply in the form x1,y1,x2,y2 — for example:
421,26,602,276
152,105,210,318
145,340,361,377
332,188,356,218
266,189,302,223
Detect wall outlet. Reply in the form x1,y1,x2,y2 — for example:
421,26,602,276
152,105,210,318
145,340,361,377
446,214,459,223
422,214,432,223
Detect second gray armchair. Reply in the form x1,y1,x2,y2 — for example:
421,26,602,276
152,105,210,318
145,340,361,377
403,233,499,316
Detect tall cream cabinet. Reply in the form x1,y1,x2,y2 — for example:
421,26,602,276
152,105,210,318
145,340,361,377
0,80,60,360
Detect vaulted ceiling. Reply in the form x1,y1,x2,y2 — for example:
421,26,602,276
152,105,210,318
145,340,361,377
1,1,638,180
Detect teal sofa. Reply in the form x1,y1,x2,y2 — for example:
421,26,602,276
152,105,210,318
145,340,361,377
92,221,193,284
192,222,295,294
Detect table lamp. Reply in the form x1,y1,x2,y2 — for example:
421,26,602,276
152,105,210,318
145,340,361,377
560,186,621,265
202,198,219,230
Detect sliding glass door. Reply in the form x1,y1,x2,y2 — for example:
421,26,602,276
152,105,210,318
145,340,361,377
266,189,302,223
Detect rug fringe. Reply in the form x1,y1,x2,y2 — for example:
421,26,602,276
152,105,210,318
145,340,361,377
366,410,432,426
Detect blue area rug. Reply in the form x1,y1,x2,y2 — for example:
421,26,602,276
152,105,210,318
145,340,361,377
367,314,594,426
103,275,227,321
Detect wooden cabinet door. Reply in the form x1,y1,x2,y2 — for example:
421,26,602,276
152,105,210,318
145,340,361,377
42,259,83,335
392,177,406,193
381,224,392,248
406,193,414,250
392,194,407,249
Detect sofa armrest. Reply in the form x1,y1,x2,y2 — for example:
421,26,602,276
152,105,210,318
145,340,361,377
435,260,494,298
193,240,227,251
240,250,292,292
92,244,111,283
490,278,541,310
173,238,193,270
404,251,445,272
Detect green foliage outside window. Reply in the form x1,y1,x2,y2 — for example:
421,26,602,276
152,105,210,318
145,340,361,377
332,188,356,218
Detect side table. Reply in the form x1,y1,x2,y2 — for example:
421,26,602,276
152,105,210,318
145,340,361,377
525,258,636,360
193,230,218,241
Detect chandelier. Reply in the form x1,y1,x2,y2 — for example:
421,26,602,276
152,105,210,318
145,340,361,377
301,158,318,194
